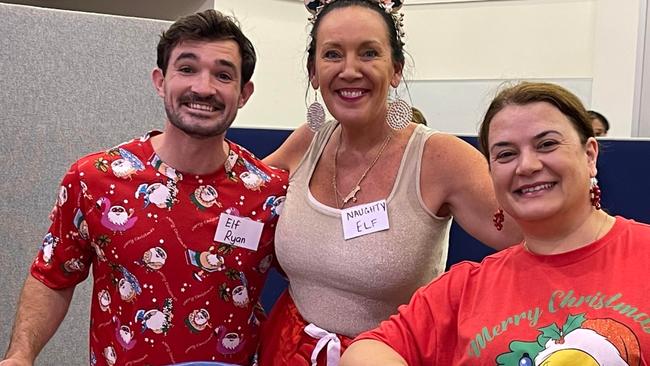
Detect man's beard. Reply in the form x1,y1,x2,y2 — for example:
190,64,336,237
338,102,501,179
165,93,234,139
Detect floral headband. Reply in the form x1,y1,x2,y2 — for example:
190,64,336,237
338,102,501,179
304,0,406,40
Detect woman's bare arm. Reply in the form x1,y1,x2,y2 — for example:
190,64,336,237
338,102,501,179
340,340,408,366
420,133,522,250
263,124,315,172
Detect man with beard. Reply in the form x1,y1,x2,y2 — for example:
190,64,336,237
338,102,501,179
2,10,287,366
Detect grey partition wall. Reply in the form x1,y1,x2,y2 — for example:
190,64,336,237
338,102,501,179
0,4,170,364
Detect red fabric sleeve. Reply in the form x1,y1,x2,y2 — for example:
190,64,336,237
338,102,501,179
354,262,476,364
30,161,93,289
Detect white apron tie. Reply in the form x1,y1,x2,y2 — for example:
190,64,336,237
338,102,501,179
304,323,341,366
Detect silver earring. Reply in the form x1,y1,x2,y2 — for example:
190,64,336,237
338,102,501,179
307,90,325,132
386,91,412,131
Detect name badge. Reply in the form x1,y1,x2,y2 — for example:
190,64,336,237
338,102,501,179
340,199,390,240
214,213,263,251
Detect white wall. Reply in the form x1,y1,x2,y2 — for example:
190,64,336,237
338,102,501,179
216,0,644,137
400,0,596,135
591,0,642,137
1,0,645,135
406,0,594,80
636,0,650,136
216,0,309,131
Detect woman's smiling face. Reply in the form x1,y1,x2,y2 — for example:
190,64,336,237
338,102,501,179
487,101,598,223
310,5,402,126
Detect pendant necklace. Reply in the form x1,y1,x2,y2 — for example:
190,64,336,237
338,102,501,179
332,129,392,209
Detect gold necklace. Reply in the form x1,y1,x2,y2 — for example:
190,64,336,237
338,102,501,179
332,130,392,209
523,213,611,253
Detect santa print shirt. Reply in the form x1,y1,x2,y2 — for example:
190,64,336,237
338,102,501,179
31,131,288,366
357,217,650,365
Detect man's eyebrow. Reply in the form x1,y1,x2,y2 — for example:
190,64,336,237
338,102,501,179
216,59,237,71
173,52,198,63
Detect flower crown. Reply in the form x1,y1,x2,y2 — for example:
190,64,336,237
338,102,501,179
304,0,406,40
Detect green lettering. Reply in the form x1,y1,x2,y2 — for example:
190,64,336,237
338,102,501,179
468,307,543,357
614,303,638,317
589,292,604,309
468,327,491,357
530,307,541,327
559,290,577,308
500,317,513,333
574,296,586,307
633,313,648,322
605,293,623,307
548,290,564,313
468,340,480,357
492,325,502,337
482,326,493,341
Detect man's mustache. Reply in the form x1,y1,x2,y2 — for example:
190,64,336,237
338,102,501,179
179,93,225,110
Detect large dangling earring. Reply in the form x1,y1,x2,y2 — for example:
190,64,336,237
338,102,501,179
307,89,325,132
493,208,504,231
590,177,602,210
386,88,412,131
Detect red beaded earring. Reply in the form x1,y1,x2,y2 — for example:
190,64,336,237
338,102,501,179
493,208,504,231
590,177,602,210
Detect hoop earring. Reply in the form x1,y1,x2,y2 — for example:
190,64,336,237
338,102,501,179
307,89,325,132
386,89,412,131
590,177,602,210
493,208,504,231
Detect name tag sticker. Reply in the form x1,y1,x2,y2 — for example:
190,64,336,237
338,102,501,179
341,199,390,240
214,213,263,251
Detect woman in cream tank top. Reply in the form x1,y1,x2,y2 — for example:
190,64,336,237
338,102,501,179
277,121,450,337
259,1,522,365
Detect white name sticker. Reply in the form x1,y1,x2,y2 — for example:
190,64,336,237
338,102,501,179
214,213,263,251
341,199,390,240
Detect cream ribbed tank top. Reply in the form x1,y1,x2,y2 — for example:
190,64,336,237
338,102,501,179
275,121,451,337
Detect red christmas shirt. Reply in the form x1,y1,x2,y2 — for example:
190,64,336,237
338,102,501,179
357,217,650,365
31,131,288,366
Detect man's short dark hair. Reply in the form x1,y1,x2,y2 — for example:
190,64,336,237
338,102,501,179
157,9,256,88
